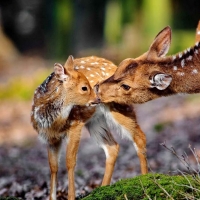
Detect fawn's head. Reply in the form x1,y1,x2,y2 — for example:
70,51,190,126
33,55,95,107
97,26,175,104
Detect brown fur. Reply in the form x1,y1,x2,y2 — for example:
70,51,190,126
31,56,147,200
97,25,200,104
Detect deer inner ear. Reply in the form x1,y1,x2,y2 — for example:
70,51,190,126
54,63,68,81
150,73,172,90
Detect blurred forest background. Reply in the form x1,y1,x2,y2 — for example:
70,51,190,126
0,0,200,199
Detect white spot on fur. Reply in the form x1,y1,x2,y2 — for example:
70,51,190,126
106,73,110,76
91,62,98,65
172,55,176,60
101,67,106,71
187,55,193,61
192,69,198,74
187,48,191,52
181,59,185,67
87,67,91,70
36,93,40,99
102,71,105,76
173,66,177,70
179,72,185,76
195,41,199,46
80,66,85,69
33,107,40,120
74,66,79,70
195,49,198,54
179,53,182,58
184,50,187,54
81,61,86,64
90,74,94,77
198,31,200,35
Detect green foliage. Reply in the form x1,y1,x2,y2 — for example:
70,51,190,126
0,69,50,101
105,1,122,44
83,173,200,200
153,123,165,133
142,0,172,36
153,122,172,133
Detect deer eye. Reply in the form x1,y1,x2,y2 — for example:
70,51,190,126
82,86,88,91
121,84,130,91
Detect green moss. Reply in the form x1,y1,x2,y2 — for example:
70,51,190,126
82,173,200,200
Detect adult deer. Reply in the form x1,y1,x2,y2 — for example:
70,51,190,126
96,24,200,104
31,55,147,200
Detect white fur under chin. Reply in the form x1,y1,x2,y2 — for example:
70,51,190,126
85,104,133,146
61,104,73,119
99,105,133,141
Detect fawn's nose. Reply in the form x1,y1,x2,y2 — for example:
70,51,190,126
88,84,101,106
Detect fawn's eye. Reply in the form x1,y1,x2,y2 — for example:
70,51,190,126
82,86,88,91
121,84,130,91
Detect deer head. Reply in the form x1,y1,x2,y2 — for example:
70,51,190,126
53,55,96,106
97,26,200,104
32,55,96,132
36,55,95,107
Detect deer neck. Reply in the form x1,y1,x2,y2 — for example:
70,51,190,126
32,73,74,131
160,42,200,94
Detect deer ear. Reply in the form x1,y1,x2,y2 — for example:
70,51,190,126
64,55,74,74
148,26,171,58
150,73,172,90
54,63,68,81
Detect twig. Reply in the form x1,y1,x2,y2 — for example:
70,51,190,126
160,142,197,175
151,173,174,200
188,145,200,175
139,178,152,200
124,194,128,200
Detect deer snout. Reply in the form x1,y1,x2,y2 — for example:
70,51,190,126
86,84,101,106
86,97,101,107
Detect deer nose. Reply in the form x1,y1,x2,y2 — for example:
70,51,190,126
90,97,101,106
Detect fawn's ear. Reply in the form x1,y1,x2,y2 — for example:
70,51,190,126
54,63,68,81
147,26,171,59
64,55,75,75
149,72,172,90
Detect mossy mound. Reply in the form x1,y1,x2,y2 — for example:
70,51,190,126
82,173,200,200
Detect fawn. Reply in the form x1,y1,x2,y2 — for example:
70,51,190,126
31,55,148,200
96,23,200,104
